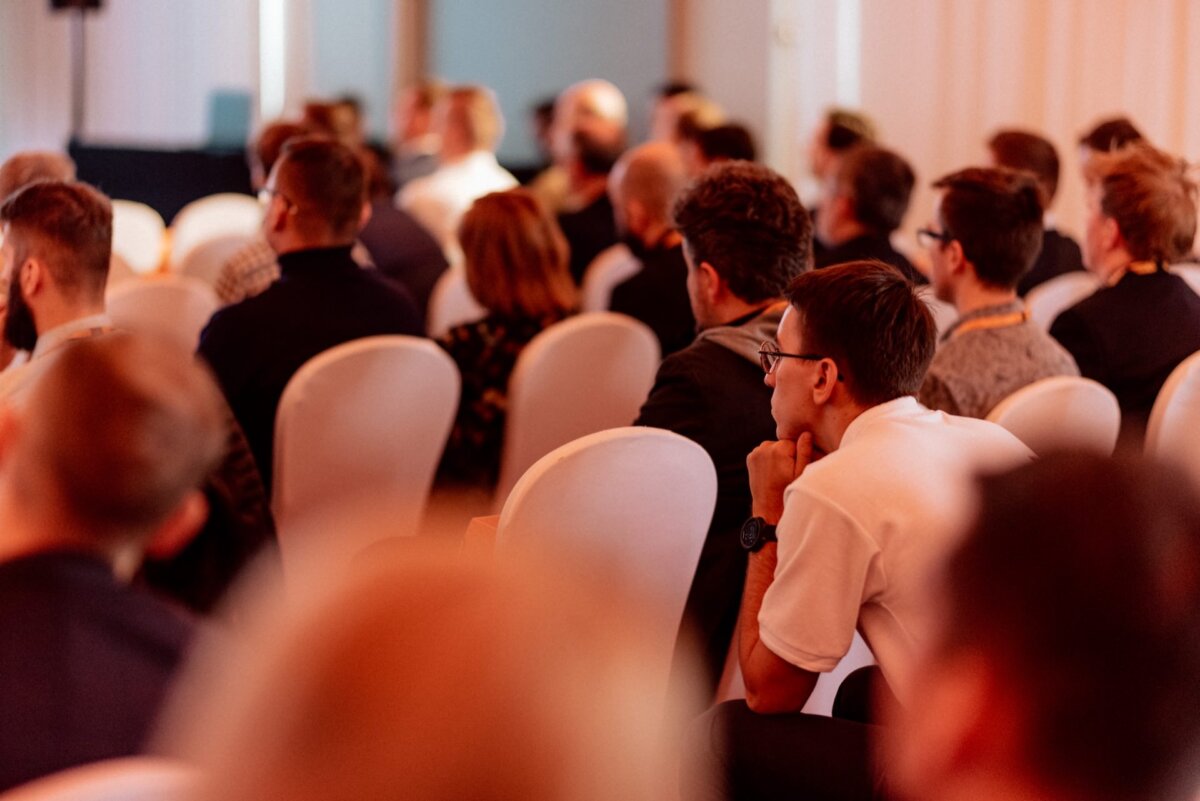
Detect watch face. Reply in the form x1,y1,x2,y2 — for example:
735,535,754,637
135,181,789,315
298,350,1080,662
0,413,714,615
740,517,763,551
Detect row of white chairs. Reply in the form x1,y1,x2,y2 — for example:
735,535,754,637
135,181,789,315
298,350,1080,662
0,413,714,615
109,194,261,282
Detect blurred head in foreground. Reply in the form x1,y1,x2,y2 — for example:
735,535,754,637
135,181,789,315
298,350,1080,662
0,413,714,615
162,544,694,801
889,453,1200,801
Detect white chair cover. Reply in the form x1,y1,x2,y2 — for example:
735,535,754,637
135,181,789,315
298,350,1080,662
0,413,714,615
496,426,717,709
1024,271,1101,329
1145,349,1200,485
110,200,165,276
986,375,1120,456
494,312,660,508
0,758,194,801
106,253,138,289
169,193,261,270
425,264,486,338
175,233,255,289
105,275,219,351
1170,263,1200,297
713,628,877,716
580,243,640,312
273,335,460,575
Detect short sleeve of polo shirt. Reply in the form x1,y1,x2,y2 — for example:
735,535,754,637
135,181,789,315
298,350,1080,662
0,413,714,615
757,482,882,673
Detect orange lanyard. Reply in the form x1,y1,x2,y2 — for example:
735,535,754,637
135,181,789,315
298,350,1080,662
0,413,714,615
950,310,1030,339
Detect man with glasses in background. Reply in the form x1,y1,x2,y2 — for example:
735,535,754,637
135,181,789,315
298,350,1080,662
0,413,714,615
685,260,1030,801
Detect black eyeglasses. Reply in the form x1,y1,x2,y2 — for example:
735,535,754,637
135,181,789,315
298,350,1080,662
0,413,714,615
758,340,836,376
916,227,953,248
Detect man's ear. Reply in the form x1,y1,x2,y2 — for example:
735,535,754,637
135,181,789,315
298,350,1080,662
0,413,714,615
19,257,45,298
946,240,969,277
1104,216,1125,254
358,199,373,233
811,358,840,405
698,260,723,304
143,490,210,561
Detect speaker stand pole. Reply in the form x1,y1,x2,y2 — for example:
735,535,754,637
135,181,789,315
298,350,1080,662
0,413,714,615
69,6,86,145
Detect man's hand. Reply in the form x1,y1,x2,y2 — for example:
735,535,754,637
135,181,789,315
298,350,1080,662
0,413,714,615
747,433,816,524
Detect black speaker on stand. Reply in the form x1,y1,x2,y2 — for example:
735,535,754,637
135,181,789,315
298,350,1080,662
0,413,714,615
50,0,104,145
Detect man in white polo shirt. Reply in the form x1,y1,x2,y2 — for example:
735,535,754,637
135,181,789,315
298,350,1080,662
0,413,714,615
686,260,1032,801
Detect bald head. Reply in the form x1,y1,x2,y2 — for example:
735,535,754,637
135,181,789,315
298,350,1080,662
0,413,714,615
0,152,76,201
552,79,628,166
15,334,226,549
609,142,686,239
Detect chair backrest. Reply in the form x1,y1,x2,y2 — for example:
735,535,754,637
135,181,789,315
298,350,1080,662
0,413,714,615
915,285,958,338
105,275,220,351
494,312,660,507
106,253,138,289
0,758,194,801
1024,271,1100,329
175,233,255,288
425,264,486,338
273,335,460,573
110,200,166,276
986,375,1120,456
169,193,261,269
580,243,640,312
496,426,717,707
1171,263,1200,297
1145,349,1200,484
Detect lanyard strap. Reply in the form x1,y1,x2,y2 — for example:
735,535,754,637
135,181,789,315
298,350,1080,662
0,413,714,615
951,310,1030,339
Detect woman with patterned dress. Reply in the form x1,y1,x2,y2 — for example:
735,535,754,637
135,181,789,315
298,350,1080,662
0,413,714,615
436,189,577,489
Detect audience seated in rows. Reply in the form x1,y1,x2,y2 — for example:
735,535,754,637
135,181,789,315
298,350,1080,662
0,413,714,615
399,85,517,257
390,80,446,189
806,107,877,188
435,189,576,490
605,142,694,356
889,453,1200,801
634,162,811,690
0,334,226,792
200,137,421,493
1049,143,1200,438
813,145,924,284
987,129,1085,295
918,167,1078,418
687,261,1031,801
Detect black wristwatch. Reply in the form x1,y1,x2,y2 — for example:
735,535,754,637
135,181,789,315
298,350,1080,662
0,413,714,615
740,516,778,552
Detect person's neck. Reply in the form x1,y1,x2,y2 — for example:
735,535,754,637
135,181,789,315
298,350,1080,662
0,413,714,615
816,396,874,454
824,217,870,247
273,237,351,258
953,279,1018,317
1092,247,1134,283
0,480,119,573
701,297,770,330
438,145,479,167
35,299,105,336
567,173,609,208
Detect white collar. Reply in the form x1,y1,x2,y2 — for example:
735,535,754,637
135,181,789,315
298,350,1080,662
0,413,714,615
31,313,114,361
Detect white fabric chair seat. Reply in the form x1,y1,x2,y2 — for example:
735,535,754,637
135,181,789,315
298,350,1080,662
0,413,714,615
105,275,220,351
1145,349,1200,486
986,375,1120,456
169,193,262,271
425,263,486,338
0,758,194,801
110,200,165,276
1024,271,1101,329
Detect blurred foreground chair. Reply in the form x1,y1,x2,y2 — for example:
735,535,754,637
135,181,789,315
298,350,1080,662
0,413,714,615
175,233,255,289
1025,271,1100,329
168,193,261,271
106,275,219,351
496,426,717,709
0,758,194,801
986,375,1120,456
1145,349,1200,485
1171,263,1200,297
273,336,459,575
915,285,957,338
110,200,165,276
493,312,659,508
425,265,486,338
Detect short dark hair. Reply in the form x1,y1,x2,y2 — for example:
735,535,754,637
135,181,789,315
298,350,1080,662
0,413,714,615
988,129,1061,204
944,453,1200,801
933,167,1044,289
654,80,696,100
836,146,915,235
786,260,935,405
1079,116,1144,153
697,124,757,163
824,108,876,151
276,137,366,239
571,128,624,177
0,180,111,300
673,162,812,303
255,120,312,177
